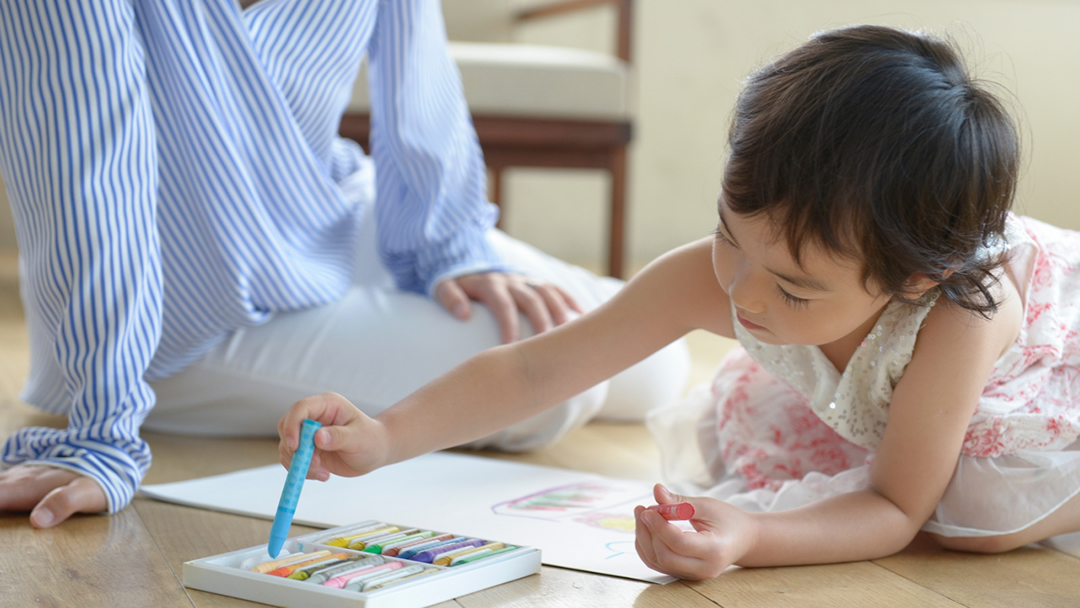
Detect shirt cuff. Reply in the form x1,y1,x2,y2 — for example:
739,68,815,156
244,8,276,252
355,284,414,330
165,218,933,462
2,426,150,514
382,227,514,297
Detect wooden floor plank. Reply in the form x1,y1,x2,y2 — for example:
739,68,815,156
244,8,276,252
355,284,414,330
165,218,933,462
0,508,193,608
132,498,322,608
141,432,285,486
132,498,464,607
873,534,1080,608
0,252,28,407
687,561,965,608
456,565,718,608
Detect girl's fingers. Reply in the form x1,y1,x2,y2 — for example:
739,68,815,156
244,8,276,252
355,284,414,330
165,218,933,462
652,484,730,535
653,482,681,504
634,506,658,565
280,392,358,451
642,510,714,561
279,442,292,468
314,424,364,454
639,510,714,579
647,539,710,579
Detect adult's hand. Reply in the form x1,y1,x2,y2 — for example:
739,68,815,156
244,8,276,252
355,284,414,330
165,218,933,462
434,272,583,344
0,464,108,528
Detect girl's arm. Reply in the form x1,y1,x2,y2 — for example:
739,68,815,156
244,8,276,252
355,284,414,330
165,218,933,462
637,291,1022,579
279,237,733,477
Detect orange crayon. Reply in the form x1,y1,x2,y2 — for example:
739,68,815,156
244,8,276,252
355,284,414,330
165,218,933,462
267,552,348,577
251,550,331,574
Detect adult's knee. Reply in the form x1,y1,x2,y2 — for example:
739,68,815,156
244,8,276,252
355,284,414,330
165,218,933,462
597,338,691,422
460,382,609,452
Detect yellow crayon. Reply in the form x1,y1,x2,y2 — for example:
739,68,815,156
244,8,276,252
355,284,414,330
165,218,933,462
347,528,419,551
251,550,331,574
325,526,399,548
433,542,505,566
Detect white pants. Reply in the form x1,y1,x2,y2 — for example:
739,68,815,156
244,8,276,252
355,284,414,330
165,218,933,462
143,171,690,451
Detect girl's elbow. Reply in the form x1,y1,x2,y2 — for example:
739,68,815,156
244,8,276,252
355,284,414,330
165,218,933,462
887,523,923,555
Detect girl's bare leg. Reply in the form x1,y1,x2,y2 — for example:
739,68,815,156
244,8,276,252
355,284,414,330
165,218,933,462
931,491,1080,553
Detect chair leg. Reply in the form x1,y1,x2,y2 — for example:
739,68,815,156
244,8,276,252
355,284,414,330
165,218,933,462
490,166,505,229
608,147,627,279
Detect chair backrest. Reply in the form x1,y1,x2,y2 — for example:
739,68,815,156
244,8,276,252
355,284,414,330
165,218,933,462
441,0,516,43
441,0,632,63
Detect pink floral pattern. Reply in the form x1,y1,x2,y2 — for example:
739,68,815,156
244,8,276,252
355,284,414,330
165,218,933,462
711,350,869,491
712,216,1080,487
963,217,1080,458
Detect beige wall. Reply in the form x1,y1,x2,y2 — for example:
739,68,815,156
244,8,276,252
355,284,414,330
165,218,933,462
496,0,1080,267
4,1,1080,271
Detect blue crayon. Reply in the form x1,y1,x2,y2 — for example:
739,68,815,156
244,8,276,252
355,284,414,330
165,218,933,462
268,419,322,558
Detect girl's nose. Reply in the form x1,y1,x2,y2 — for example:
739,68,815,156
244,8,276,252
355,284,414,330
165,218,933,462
728,266,767,314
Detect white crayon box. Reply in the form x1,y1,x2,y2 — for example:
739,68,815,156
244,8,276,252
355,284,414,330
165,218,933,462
183,520,541,608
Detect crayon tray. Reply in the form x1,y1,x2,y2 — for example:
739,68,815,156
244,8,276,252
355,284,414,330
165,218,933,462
183,520,541,608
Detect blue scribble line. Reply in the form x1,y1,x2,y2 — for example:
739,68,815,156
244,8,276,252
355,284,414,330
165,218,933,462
605,541,636,560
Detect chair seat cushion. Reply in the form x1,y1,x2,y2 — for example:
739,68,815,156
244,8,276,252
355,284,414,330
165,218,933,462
348,42,631,120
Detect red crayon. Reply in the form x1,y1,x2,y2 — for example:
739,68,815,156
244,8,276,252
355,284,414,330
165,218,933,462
646,502,695,520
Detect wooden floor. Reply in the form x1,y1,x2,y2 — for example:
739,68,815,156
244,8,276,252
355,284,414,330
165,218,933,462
2,249,1080,607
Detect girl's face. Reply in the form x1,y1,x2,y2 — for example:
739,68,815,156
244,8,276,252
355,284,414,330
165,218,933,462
712,198,892,347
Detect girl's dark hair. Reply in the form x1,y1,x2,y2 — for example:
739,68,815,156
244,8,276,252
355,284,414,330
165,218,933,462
723,25,1019,316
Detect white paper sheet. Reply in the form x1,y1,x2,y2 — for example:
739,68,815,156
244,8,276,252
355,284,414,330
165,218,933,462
140,452,676,584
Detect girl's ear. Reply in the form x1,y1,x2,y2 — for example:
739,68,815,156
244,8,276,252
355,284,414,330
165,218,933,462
904,270,952,299
902,272,937,298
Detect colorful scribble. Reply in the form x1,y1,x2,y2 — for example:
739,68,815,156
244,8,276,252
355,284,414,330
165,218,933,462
573,512,636,533
491,480,652,529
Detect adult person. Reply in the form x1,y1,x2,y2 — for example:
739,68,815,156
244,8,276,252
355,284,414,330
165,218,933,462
0,1,688,528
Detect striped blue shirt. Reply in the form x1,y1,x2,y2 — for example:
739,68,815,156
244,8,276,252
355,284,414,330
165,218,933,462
0,0,503,513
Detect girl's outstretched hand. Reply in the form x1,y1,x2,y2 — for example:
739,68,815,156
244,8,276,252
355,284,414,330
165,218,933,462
277,392,389,481
635,484,756,580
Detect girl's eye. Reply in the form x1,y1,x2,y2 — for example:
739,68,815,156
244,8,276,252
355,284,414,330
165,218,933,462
776,285,809,309
713,227,733,246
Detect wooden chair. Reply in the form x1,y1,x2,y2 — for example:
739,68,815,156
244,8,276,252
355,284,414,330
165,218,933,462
338,0,634,278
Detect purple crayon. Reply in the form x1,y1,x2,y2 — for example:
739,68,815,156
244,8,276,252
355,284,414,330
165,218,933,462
398,536,468,560
411,539,486,564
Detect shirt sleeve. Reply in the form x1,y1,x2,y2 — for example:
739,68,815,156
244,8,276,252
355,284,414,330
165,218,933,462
0,2,161,513
367,0,510,296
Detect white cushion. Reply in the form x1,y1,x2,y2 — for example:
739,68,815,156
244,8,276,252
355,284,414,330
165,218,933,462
348,41,631,120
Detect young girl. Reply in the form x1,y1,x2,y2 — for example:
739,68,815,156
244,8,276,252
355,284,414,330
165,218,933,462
277,25,1080,579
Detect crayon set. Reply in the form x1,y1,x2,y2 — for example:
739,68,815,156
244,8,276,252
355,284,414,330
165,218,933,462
183,520,540,608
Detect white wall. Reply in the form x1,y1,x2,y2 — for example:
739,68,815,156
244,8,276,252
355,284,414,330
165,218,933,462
4,1,1080,271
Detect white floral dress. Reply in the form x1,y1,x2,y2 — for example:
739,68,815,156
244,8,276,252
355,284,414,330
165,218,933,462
648,215,1080,537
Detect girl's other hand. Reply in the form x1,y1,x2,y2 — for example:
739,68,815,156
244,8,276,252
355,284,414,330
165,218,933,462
634,484,756,580
277,392,389,481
